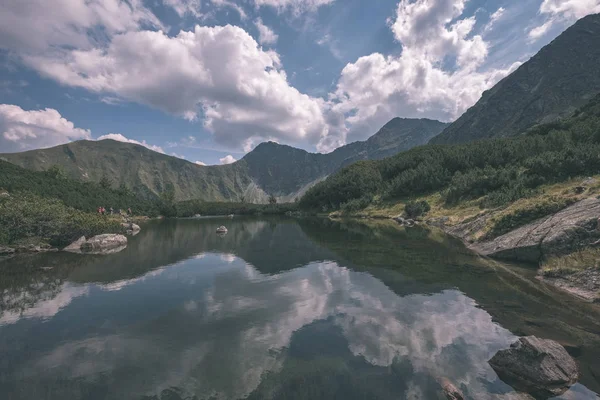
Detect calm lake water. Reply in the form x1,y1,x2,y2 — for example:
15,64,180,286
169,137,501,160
1,217,600,400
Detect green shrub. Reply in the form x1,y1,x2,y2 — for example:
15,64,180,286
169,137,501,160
404,200,431,219
0,192,123,247
340,196,372,214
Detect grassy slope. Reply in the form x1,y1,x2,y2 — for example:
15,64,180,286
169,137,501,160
0,140,253,202
0,119,448,203
334,176,600,241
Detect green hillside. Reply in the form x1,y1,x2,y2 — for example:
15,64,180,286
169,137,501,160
430,13,600,145
0,118,446,203
300,93,600,212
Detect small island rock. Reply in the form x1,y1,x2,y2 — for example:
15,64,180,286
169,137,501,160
63,236,87,252
489,336,579,399
80,234,128,254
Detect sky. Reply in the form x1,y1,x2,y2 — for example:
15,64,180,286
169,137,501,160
0,0,599,165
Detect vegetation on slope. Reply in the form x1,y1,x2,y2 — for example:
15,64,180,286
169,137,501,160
0,160,161,216
0,193,123,247
0,119,447,202
300,94,600,215
175,199,299,217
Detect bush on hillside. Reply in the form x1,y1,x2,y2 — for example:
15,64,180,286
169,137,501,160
404,200,431,219
299,94,600,212
0,192,123,247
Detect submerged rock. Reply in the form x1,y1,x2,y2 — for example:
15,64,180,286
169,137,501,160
489,336,579,399
80,234,127,254
439,378,464,400
472,198,600,262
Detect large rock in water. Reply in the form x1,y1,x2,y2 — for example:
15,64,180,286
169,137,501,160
489,336,579,399
472,198,600,262
63,236,87,252
80,234,127,254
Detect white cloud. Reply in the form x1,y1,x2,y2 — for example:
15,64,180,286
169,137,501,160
164,0,202,17
253,0,334,14
0,0,163,54
195,160,207,166
25,25,333,151
210,0,248,19
327,0,521,145
529,0,600,40
484,7,505,32
97,133,165,154
255,18,279,45
0,104,92,152
219,154,237,164
528,19,554,40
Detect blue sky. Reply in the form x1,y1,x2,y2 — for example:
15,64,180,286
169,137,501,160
0,0,598,165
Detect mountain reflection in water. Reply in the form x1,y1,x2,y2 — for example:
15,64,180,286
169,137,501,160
1,217,599,400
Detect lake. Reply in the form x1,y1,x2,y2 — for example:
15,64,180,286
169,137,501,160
1,217,600,400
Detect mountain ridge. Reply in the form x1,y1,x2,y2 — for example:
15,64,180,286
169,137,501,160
430,13,600,145
0,118,448,203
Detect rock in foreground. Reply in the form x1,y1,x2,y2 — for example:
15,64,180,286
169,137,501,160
489,336,579,399
72,234,128,255
472,198,600,262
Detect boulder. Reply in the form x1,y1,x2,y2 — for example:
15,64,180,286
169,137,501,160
472,198,600,262
121,222,141,236
63,236,86,252
0,245,15,255
393,216,405,225
80,234,127,254
489,336,579,399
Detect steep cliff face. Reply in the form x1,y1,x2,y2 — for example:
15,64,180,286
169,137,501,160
430,13,600,145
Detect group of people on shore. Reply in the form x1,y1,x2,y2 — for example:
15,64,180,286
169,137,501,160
97,206,132,216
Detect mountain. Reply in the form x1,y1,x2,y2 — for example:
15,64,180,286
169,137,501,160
430,13,600,145
0,118,447,203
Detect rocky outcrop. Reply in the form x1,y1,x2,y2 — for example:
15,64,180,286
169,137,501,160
489,336,579,399
63,236,86,252
471,198,600,262
80,234,127,255
0,245,15,255
121,222,141,236
540,268,600,303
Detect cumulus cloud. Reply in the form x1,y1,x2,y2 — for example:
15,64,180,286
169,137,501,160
97,133,165,154
25,25,333,151
529,0,600,40
327,0,520,144
219,155,237,164
0,104,92,152
255,18,279,45
195,160,207,166
253,0,335,14
0,0,163,53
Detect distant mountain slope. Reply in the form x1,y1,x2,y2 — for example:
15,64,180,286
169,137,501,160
430,13,600,145
0,118,447,202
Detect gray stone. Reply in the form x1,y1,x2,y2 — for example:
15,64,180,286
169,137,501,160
0,245,15,255
63,236,86,252
80,234,127,254
489,336,579,399
122,222,141,236
472,198,600,262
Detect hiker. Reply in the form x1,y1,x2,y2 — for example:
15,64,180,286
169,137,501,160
128,207,132,216
97,206,102,214
110,207,114,215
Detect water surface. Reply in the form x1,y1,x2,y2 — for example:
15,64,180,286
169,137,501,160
1,218,600,400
